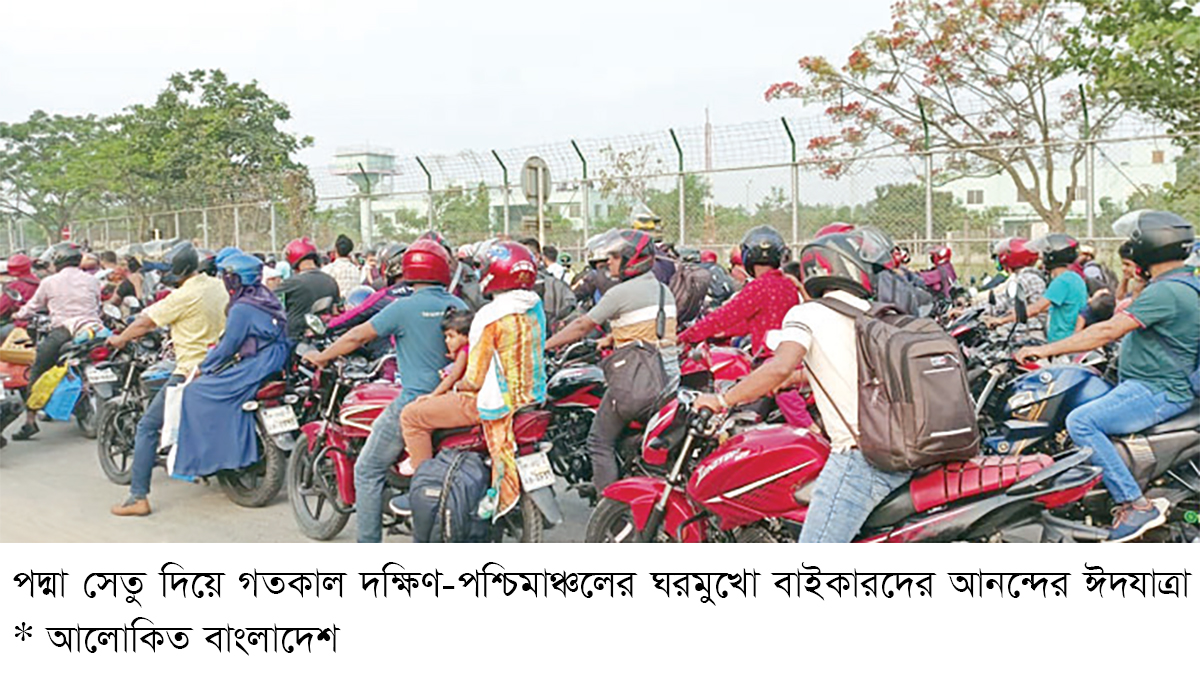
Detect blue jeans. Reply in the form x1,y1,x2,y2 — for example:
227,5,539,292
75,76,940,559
354,391,416,543
130,375,185,499
799,449,911,543
1065,380,1191,504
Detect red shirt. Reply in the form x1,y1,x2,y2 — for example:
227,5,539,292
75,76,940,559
678,268,799,356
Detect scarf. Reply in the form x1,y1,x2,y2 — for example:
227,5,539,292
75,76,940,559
230,284,287,360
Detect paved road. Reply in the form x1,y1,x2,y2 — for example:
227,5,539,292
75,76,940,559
0,420,590,543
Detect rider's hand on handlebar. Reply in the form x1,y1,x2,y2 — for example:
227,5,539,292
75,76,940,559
1014,345,1046,365
596,334,613,350
693,393,725,414
301,350,327,369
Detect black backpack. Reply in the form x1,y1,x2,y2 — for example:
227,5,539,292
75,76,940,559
410,449,491,543
669,263,712,325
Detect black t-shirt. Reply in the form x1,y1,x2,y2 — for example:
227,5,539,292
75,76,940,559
278,269,340,338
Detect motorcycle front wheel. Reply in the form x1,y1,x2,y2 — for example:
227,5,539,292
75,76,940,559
287,440,351,540
586,497,648,543
217,428,286,507
97,399,140,485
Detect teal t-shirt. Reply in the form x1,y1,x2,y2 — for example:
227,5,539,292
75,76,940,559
1043,271,1087,343
1119,268,1200,403
368,286,466,398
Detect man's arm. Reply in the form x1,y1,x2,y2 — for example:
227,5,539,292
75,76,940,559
303,322,378,368
13,282,48,320
545,315,598,351
695,341,806,412
1015,314,1138,364
108,315,158,349
986,296,1050,328
678,282,756,344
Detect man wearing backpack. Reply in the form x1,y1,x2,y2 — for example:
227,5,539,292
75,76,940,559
518,238,577,332
1016,210,1198,542
695,229,939,542
678,226,798,357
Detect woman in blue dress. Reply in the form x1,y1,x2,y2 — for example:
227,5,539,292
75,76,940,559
173,253,292,478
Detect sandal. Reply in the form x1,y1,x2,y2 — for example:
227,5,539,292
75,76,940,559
12,423,39,441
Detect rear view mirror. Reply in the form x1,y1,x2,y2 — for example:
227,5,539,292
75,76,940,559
1015,298,1028,325
305,314,327,336
3,285,24,303
988,289,996,307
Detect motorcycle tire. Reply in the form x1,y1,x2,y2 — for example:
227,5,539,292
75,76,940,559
97,399,141,485
585,497,680,543
75,392,98,439
287,440,350,541
217,428,286,508
491,492,545,543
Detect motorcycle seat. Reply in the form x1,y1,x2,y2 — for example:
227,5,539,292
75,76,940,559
1142,399,1200,436
256,380,287,400
432,407,552,452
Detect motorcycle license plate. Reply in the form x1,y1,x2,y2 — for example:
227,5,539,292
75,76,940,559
86,367,119,384
259,405,298,435
515,452,555,491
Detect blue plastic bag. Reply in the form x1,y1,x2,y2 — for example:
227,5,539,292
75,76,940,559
43,370,83,421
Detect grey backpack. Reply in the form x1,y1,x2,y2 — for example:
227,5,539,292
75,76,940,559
810,298,980,472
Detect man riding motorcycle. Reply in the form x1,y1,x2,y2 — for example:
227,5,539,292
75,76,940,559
1,254,40,340
11,243,103,441
277,237,340,340
987,233,1087,343
678,225,799,357
109,242,230,516
301,239,465,543
571,231,619,309
986,236,1047,331
694,228,911,542
1016,210,1198,542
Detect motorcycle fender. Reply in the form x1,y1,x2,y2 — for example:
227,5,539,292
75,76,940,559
270,431,298,452
525,485,564,527
301,420,348,454
602,477,707,543
300,422,324,453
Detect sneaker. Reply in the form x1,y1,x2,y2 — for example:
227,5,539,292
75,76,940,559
388,493,412,518
1107,501,1166,543
111,496,151,517
397,457,415,477
12,422,39,441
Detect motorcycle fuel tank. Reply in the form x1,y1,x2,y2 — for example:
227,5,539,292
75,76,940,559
1004,364,1112,427
687,425,830,530
546,365,604,405
339,383,403,437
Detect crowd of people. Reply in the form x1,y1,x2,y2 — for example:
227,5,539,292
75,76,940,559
2,206,1197,543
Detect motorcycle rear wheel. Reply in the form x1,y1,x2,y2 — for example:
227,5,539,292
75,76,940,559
75,392,98,439
217,428,286,508
492,493,544,543
287,440,351,541
97,399,140,485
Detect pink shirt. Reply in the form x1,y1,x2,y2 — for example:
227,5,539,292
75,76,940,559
15,266,102,334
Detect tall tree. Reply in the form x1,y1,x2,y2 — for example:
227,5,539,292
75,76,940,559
766,0,1122,232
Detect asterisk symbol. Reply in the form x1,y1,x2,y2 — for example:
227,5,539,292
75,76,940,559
14,622,32,641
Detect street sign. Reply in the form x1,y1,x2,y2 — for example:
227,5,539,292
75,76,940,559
521,156,551,205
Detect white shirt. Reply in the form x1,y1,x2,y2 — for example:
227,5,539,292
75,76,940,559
322,257,362,300
769,290,868,453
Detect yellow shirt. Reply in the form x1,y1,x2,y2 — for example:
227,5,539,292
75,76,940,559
143,273,230,376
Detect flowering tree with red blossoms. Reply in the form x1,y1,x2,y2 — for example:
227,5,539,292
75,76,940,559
766,0,1123,232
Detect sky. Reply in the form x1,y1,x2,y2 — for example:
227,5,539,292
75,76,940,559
0,0,899,175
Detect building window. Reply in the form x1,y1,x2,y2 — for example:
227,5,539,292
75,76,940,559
1066,185,1087,202
1152,150,1165,165
966,189,984,205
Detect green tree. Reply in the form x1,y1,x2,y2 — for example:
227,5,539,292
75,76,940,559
434,183,491,243
645,173,710,244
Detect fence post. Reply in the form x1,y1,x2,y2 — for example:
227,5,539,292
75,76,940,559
174,211,180,240
918,98,933,247
781,117,799,248
103,210,110,248
415,156,434,233
234,205,241,248
202,208,209,249
126,216,132,245
1080,86,1095,240
491,150,509,238
669,128,685,245
269,202,278,253
571,140,589,244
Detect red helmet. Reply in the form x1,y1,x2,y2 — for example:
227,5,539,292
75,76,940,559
479,241,538,294
285,237,319,269
402,239,452,285
992,237,1038,271
5,253,33,277
929,245,953,266
816,222,855,238
699,249,718,264
729,246,743,267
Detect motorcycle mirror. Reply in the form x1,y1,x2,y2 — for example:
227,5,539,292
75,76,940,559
1014,298,1028,325
103,303,122,320
2,285,23,303
988,289,996,307
304,313,327,336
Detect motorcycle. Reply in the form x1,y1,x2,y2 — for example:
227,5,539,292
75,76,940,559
95,333,172,483
585,390,1104,543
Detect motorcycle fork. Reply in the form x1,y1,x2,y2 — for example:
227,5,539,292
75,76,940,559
643,432,696,541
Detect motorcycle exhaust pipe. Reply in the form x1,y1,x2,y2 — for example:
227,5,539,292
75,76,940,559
1040,512,1109,543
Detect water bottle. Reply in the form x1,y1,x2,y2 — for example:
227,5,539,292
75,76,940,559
477,488,498,520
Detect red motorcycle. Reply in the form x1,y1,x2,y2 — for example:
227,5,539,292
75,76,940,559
585,390,1103,543
287,356,559,542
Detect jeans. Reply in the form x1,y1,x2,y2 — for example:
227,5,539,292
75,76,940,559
354,391,416,543
1065,380,1191,504
130,375,185,499
799,449,911,543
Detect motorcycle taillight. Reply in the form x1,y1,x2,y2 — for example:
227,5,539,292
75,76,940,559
89,346,111,363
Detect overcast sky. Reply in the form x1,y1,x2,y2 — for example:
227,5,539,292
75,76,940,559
1,0,898,171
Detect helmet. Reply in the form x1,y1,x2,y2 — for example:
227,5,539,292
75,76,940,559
198,249,217,276
991,237,1038,271
345,285,375,309
402,239,452,285
1028,233,1079,270
1113,209,1194,271
5,253,32,277
740,225,788,269
478,241,538,295
585,231,617,265
416,230,454,257
220,253,264,291
379,242,408,282
730,246,743,267
215,247,244,268
699,249,718,264
606,230,657,280
284,237,319,269
1078,243,1096,259
816,223,855,238
558,253,572,267
929,245,953,266
798,229,892,299
162,242,199,286
51,242,83,269
677,247,701,263
630,203,662,234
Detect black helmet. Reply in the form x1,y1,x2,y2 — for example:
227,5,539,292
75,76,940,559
379,242,408,282
198,249,218,276
677,246,701,263
51,242,83,269
797,229,891,299
162,242,199,286
1113,210,1194,270
1027,233,1079,270
605,229,657,281
740,225,788,269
